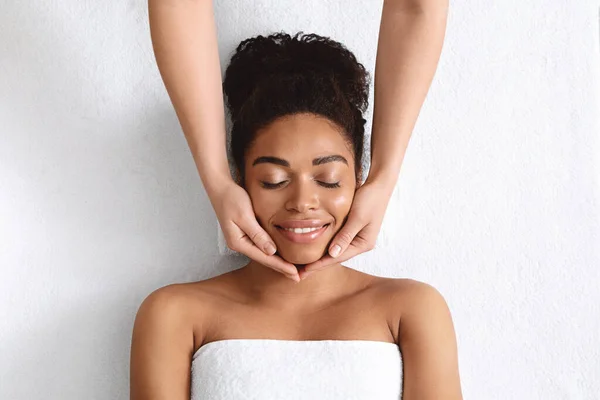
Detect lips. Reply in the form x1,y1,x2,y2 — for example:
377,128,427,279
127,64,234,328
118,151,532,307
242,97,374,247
274,220,331,244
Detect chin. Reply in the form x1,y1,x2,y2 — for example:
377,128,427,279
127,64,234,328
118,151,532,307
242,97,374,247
278,247,328,266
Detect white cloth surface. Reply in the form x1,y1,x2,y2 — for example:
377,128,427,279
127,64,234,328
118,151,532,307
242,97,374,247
217,221,236,255
191,339,403,400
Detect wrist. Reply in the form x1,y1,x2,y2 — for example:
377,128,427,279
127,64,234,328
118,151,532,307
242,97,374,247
364,165,400,191
200,169,235,199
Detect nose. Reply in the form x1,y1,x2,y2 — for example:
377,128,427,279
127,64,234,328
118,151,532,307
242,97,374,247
285,178,319,213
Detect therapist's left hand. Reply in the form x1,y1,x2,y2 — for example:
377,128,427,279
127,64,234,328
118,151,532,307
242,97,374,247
299,177,394,280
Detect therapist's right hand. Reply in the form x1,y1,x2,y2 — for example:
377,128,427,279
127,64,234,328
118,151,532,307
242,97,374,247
211,180,300,282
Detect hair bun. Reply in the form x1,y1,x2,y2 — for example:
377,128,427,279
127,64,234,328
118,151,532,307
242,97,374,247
223,31,370,121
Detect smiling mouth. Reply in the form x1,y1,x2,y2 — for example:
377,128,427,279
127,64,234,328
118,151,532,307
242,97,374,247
274,223,331,243
276,224,329,233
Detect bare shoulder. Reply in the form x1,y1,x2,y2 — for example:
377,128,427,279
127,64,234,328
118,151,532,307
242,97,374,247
378,277,438,293
395,279,454,337
136,281,209,316
373,278,454,341
134,285,190,337
130,282,222,398
374,277,447,311
133,280,222,349
379,278,462,398
138,270,238,313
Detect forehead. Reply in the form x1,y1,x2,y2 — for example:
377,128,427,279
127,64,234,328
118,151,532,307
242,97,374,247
247,113,354,164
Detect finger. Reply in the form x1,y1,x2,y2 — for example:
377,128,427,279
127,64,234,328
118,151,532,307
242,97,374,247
302,245,363,276
328,214,366,258
234,237,300,282
236,217,277,256
223,223,298,280
302,254,336,274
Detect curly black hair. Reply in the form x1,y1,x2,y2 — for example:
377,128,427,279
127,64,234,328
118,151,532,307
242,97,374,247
223,31,371,182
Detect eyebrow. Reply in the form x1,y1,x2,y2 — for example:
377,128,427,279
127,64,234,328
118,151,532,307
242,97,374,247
252,156,290,167
312,155,348,166
251,155,348,167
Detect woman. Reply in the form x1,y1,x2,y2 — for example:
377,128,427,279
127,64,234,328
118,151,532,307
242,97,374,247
131,32,462,399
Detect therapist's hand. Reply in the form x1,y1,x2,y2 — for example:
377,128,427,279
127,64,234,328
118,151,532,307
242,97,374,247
299,177,394,279
211,180,300,282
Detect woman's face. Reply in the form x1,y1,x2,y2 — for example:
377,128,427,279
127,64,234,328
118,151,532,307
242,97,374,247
244,113,358,265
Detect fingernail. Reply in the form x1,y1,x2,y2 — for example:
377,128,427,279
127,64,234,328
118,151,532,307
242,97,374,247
289,274,300,283
330,245,341,258
264,243,276,255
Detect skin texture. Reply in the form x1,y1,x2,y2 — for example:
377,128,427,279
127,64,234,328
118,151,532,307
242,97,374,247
243,113,357,266
147,0,449,281
130,113,463,399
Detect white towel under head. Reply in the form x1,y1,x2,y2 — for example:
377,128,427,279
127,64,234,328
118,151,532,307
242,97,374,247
191,338,403,400
217,220,236,255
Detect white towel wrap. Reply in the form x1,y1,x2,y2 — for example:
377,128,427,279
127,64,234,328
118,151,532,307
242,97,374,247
191,339,403,400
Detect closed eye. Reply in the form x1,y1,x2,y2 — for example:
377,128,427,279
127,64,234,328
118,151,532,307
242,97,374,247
317,181,341,188
260,180,340,189
260,181,287,189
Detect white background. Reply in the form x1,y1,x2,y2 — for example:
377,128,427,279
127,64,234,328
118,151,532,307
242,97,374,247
1,1,599,399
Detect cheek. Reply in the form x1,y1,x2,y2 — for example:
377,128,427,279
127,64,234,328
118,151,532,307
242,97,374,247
247,185,281,225
324,189,354,221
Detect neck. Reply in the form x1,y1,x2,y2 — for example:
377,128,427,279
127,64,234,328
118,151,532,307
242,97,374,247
232,260,355,310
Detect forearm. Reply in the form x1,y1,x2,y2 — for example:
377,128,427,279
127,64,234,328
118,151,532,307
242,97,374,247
368,0,449,188
148,0,231,196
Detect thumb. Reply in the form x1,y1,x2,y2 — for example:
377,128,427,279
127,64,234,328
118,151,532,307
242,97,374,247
238,217,277,255
328,215,364,258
